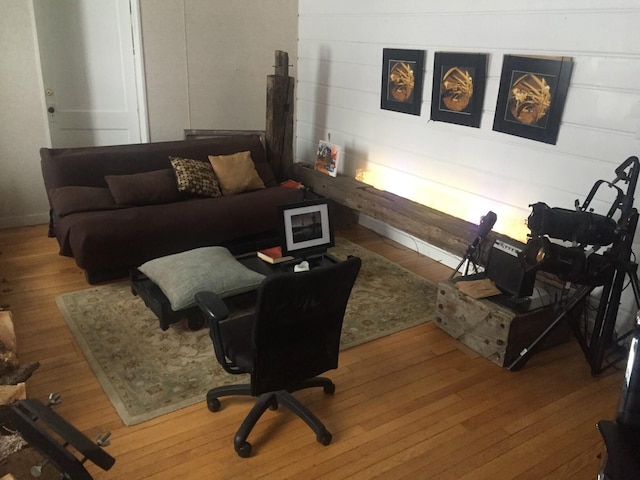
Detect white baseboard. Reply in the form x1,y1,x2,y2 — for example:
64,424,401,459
357,213,461,270
0,212,49,229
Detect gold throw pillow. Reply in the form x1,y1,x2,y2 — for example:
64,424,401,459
208,151,265,196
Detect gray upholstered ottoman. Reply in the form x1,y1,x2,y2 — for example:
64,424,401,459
131,247,265,330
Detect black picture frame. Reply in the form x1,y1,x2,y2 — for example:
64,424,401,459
278,199,334,259
430,52,488,128
380,48,425,116
493,55,574,145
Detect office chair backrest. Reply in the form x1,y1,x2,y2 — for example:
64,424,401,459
251,256,361,395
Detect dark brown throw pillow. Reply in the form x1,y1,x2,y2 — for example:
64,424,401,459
49,186,119,216
105,169,182,205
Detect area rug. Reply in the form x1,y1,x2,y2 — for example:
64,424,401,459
56,238,436,426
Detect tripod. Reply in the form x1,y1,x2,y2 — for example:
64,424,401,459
509,157,640,376
449,211,497,280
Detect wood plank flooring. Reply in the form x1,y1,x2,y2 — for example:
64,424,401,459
0,223,622,479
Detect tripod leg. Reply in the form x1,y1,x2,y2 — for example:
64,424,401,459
590,267,627,375
508,284,594,371
449,256,468,281
449,245,478,280
590,263,640,375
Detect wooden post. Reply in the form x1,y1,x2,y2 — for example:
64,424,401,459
265,50,295,182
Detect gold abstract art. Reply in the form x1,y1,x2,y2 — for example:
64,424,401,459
388,61,415,102
440,66,474,111
508,73,552,125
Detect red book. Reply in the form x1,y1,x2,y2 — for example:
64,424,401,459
279,179,304,189
257,246,295,264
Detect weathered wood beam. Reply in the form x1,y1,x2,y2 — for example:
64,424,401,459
265,51,295,182
292,163,514,262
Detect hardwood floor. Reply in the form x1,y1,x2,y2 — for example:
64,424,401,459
0,223,621,479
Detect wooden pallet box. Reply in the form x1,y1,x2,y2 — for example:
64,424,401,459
434,280,569,367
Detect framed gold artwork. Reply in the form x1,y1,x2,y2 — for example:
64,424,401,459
493,55,574,144
381,48,425,116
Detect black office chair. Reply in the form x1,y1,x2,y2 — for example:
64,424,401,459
195,256,361,457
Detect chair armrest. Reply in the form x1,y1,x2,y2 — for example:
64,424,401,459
195,291,241,374
195,291,229,322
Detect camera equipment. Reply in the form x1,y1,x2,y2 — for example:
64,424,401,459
509,156,640,376
449,211,497,280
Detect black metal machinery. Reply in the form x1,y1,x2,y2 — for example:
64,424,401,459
2,394,115,479
508,156,640,376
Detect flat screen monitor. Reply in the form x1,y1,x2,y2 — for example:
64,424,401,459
278,198,334,259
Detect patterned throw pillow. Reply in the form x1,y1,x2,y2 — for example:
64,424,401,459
170,157,221,197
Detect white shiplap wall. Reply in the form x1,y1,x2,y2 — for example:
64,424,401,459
296,1,640,240
296,0,640,327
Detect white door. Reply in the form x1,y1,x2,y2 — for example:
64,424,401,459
33,0,147,148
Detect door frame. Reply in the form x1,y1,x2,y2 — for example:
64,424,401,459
31,0,149,146
129,0,149,143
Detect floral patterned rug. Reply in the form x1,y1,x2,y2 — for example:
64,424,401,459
56,238,436,426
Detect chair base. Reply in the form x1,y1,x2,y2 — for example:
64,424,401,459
206,376,335,457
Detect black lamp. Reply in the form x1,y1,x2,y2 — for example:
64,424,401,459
520,235,610,286
521,236,586,280
527,202,618,247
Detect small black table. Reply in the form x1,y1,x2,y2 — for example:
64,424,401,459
130,251,338,331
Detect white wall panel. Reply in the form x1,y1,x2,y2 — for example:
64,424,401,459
0,2,50,228
299,12,639,55
297,2,640,237
184,0,298,131
141,0,299,139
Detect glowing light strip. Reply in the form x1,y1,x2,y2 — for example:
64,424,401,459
355,165,529,242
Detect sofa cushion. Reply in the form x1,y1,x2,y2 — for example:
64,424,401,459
49,186,120,217
170,157,221,197
208,151,265,196
105,169,182,205
138,246,265,311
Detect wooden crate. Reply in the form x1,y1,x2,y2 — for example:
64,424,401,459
434,280,570,367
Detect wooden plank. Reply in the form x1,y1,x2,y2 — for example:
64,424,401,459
293,163,516,262
266,50,295,182
183,129,264,140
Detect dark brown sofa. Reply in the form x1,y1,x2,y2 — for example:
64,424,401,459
41,134,303,283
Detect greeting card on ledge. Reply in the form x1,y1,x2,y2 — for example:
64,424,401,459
314,140,341,177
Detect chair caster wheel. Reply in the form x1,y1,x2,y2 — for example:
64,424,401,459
207,396,221,412
235,441,252,458
317,429,332,446
324,383,336,394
